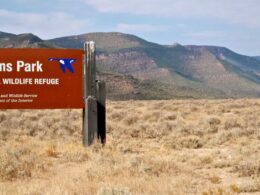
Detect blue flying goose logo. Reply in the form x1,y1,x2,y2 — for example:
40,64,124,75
48,58,76,73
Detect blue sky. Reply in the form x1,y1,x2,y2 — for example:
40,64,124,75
0,0,260,56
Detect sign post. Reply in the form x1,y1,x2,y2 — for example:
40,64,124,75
83,42,97,146
83,42,106,146
96,80,106,144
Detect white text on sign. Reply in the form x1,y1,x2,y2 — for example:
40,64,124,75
1,78,59,85
0,61,43,72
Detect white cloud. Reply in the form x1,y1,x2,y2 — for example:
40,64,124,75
85,0,260,28
0,9,91,39
116,24,171,33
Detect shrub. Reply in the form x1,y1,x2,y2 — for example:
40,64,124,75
0,148,45,181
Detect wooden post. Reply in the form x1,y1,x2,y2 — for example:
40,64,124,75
82,41,106,146
83,96,97,146
84,41,96,97
83,42,97,146
96,81,106,145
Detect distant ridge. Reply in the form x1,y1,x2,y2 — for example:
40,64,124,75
0,32,54,48
0,31,259,99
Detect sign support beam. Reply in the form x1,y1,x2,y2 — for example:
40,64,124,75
96,80,106,145
83,42,106,146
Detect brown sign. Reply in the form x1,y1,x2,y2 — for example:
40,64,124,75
0,49,84,109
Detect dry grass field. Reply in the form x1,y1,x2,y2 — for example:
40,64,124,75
0,99,259,195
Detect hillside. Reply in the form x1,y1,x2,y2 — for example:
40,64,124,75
0,31,259,99
49,32,260,98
